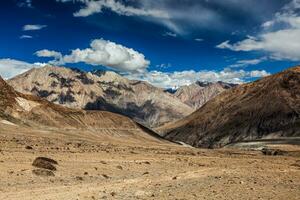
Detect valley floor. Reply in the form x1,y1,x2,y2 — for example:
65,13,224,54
0,124,299,200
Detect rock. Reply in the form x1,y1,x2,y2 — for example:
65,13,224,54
25,146,33,150
261,148,285,156
32,169,55,177
75,176,83,181
110,192,116,197
102,174,110,179
116,165,123,170
32,157,58,171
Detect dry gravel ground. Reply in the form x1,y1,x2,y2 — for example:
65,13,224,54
0,124,299,200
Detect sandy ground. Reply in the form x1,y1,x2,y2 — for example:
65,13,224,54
0,124,300,200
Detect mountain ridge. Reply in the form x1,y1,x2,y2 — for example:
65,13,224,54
0,75,164,143
8,65,194,128
162,66,300,148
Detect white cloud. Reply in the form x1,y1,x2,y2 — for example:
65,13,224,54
163,32,177,37
250,70,270,78
20,35,33,39
217,0,300,61
59,0,264,35
156,63,171,69
0,58,270,89
35,38,150,72
229,57,267,68
73,0,170,18
195,38,204,42
35,50,62,60
0,58,42,79
17,0,32,8
23,24,47,31
125,68,270,89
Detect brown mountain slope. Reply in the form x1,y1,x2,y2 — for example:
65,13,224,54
0,76,163,143
174,81,236,109
8,66,193,128
163,66,300,148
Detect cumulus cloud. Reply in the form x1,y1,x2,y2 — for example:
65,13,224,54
0,58,43,79
0,58,270,89
35,38,150,72
23,24,47,31
217,0,300,61
125,68,270,89
35,50,62,61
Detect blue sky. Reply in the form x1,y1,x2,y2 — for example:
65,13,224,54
0,0,300,88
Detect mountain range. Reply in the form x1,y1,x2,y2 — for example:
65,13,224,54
0,74,165,144
5,65,300,149
8,66,233,128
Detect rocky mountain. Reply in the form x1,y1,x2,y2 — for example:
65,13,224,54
8,66,193,128
173,81,237,109
162,66,300,148
0,75,162,142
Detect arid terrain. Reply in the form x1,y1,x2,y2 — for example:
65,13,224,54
1,122,300,200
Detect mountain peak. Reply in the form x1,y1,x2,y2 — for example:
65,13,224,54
174,80,236,109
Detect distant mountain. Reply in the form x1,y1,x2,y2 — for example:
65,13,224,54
162,66,300,148
174,81,237,109
8,66,193,128
0,75,162,142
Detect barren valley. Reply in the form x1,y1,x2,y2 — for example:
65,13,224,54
0,123,300,200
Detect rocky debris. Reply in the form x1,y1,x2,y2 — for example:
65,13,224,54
75,176,84,181
32,169,55,177
291,160,300,168
261,148,285,156
32,157,58,171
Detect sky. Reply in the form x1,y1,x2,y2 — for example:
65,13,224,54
0,0,300,88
